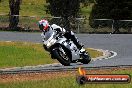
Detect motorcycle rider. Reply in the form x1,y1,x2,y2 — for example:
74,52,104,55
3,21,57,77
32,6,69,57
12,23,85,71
38,19,86,53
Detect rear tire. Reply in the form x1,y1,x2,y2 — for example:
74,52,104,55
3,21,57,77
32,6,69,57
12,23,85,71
52,46,71,66
81,52,91,64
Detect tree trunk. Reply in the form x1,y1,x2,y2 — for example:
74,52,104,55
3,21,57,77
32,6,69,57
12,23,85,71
63,17,71,31
9,0,21,30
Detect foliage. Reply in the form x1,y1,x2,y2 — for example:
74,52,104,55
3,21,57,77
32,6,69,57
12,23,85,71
46,0,80,30
46,0,80,17
80,0,95,7
89,0,132,28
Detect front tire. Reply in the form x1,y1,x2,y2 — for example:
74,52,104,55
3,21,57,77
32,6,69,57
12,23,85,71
52,46,71,66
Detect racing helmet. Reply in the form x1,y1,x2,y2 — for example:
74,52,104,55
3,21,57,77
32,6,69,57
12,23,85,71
38,19,49,31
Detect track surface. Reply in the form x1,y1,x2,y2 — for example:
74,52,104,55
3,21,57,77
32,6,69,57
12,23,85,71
0,32,132,68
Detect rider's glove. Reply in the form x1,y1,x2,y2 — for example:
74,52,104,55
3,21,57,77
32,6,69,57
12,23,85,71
54,28,61,33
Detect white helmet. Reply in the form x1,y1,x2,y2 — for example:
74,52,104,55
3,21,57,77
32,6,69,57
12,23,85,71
38,19,49,31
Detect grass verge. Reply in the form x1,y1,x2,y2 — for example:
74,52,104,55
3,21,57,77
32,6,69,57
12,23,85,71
0,41,103,68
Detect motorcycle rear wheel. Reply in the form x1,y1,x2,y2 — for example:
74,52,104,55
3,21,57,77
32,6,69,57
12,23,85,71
81,52,91,64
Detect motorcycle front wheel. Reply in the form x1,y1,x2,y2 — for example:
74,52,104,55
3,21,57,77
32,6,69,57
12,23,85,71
52,46,71,66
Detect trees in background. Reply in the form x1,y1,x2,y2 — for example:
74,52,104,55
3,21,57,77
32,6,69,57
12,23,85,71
46,0,80,30
6,0,132,32
89,0,132,28
9,0,21,30
80,0,95,7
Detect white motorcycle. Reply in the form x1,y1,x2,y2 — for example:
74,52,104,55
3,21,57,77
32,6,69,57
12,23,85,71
42,29,91,66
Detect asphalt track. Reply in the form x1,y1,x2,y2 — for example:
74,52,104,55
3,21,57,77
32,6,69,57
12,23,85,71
0,32,132,69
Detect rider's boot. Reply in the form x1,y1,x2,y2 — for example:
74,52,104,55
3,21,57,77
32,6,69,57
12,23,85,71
79,47,86,53
64,31,86,53
70,35,86,54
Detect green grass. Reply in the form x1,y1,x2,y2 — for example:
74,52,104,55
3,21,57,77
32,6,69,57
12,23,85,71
0,69,132,88
86,48,103,59
0,41,102,68
0,0,91,17
0,0,49,16
0,41,54,68
0,0,9,14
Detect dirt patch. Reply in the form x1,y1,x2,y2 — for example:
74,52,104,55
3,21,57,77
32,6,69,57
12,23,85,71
0,71,77,83
0,67,132,83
